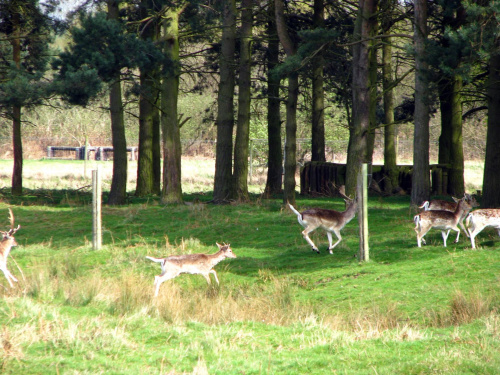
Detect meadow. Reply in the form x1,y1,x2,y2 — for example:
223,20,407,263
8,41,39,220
0,159,499,374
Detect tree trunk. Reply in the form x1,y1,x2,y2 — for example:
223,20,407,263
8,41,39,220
161,8,183,204
366,1,379,164
411,0,430,205
311,0,325,162
136,69,156,196
136,0,159,196
10,10,22,196
382,35,399,193
233,0,253,200
438,76,464,196
346,0,375,197
106,0,128,205
482,49,500,208
264,0,282,197
213,0,236,203
107,77,128,205
275,0,298,205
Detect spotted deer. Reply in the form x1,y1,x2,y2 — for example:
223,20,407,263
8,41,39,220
465,209,500,249
288,195,358,254
146,243,236,297
1,209,21,288
414,197,473,247
418,194,478,241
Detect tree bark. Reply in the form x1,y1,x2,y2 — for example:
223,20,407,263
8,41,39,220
106,0,128,205
411,0,430,205
264,0,282,197
482,49,500,208
311,0,325,162
136,0,159,196
161,8,183,204
275,0,298,205
213,0,237,203
382,34,399,194
346,0,375,197
366,1,379,165
10,10,22,196
233,0,253,200
438,76,464,196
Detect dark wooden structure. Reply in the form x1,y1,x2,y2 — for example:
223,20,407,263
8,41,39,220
300,161,451,196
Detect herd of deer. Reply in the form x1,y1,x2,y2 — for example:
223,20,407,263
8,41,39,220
1,193,499,296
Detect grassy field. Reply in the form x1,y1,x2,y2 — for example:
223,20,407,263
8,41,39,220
0,160,498,374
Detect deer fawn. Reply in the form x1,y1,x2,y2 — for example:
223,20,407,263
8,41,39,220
465,209,500,249
414,197,473,247
1,209,21,288
146,243,236,297
288,195,358,254
418,194,479,241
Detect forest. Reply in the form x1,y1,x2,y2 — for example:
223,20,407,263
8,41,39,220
0,0,499,206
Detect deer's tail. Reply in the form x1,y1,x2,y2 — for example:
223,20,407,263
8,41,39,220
146,256,164,264
419,201,430,210
288,203,307,227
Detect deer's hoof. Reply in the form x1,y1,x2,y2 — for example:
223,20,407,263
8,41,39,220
312,247,320,254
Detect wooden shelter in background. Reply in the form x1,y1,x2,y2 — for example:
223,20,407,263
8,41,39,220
300,161,452,196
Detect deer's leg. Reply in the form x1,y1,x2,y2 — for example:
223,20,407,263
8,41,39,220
153,271,178,297
1,267,15,288
441,230,451,247
301,227,320,253
459,220,470,238
209,270,219,285
453,228,461,244
327,229,342,254
201,273,212,285
416,225,430,247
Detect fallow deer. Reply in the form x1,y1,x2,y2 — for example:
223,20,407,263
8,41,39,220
146,243,236,297
465,209,500,249
1,209,21,288
288,195,358,254
414,197,472,247
418,194,478,241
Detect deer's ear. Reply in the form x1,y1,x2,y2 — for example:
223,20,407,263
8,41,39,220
216,242,222,249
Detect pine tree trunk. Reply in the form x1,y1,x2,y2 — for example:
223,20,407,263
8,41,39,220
482,50,500,208
136,69,156,196
106,0,127,205
382,35,399,193
264,0,282,197
346,0,375,197
275,0,298,205
233,0,253,200
161,8,183,204
438,76,464,196
136,0,159,196
213,0,236,203
311,0,325,162
411,0,430,205
366,2,379,164
11,10,22,196
107,77,128,205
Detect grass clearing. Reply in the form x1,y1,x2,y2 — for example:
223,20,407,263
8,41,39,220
0,160,499,374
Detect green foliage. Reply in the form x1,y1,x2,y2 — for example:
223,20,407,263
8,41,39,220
52,11,165,106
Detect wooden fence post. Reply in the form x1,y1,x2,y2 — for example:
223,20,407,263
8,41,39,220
92,167,102,250
357,163,369,261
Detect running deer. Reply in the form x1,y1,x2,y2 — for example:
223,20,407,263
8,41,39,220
1,209,21,288
465,209,500,249
146,243,236,297
418,194,478,241
414,197,473,247
288,195,358,254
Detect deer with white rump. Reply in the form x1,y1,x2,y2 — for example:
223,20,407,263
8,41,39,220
418,193,478,241
146,243,236,297
465,209,500,249
1,209,21,288
288,195,358,254
414,197,473,247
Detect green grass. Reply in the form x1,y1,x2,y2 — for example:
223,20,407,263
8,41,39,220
0,162,499,374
